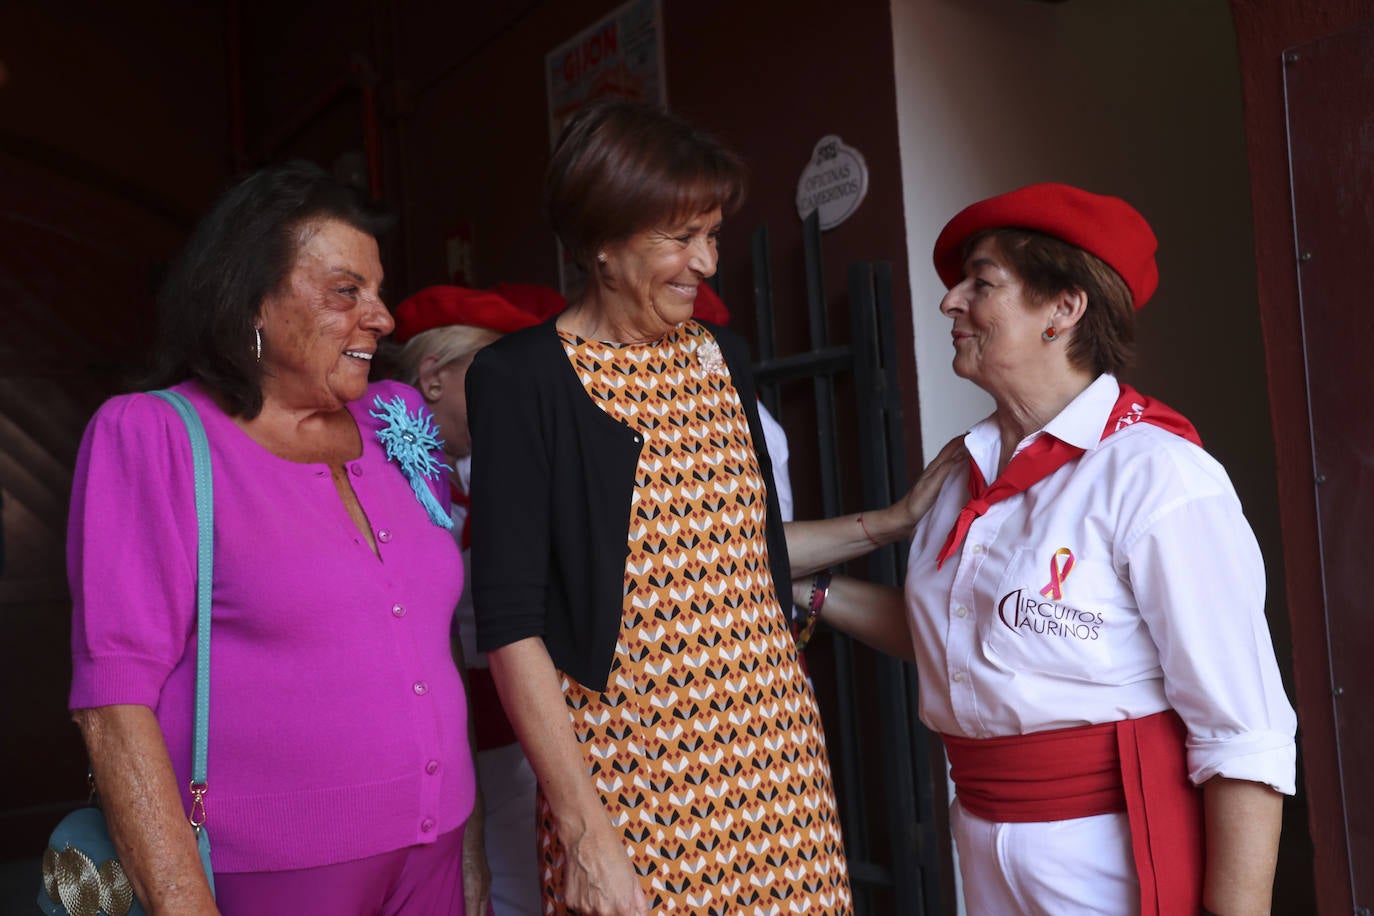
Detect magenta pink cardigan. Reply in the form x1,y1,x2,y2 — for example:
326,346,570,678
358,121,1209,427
68,379,474,873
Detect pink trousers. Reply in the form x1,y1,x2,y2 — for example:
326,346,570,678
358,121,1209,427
213,826,466,916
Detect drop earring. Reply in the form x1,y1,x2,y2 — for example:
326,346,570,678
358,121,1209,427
1042,326,1059,342
255,326,263,361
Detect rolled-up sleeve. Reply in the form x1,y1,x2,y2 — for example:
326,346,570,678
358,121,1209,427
68,393,198,711
467,344,552,652
1125,480,1297,794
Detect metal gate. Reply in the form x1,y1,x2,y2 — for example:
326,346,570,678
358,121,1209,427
746,212,944,915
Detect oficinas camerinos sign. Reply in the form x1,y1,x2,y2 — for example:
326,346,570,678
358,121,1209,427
796,135,869,230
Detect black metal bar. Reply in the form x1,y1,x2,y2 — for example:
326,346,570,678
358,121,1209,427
877,262,945,916
800,212,870,901
850,261,932,911
752,347,851,384
750,225,781,419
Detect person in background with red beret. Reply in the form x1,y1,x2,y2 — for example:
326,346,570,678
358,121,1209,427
391,283,565,916
794,183,1297,915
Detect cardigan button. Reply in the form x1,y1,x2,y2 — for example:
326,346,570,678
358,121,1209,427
420,817,436,833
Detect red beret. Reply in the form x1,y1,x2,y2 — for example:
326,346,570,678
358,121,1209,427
487,282,567,323
932,182,1158,309
393,285,561,343
692,283,731,325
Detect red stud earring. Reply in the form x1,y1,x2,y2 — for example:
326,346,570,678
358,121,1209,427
1042,327,1058,342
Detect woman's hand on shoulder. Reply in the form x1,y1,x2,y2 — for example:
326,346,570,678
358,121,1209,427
559,814,650,915
901,435,967,528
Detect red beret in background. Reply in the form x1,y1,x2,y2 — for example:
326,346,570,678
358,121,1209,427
692,283,731,325
487,282,567,324
392,284,565,343
932,182,1159,309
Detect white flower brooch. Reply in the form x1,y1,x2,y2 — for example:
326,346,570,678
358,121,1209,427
696,338,725,376
370,394,453,530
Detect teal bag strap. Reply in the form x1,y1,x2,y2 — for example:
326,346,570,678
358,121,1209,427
149,390,214,807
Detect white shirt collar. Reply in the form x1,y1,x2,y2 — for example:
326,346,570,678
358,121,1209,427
1043,374,1121,451
963,374,1120,479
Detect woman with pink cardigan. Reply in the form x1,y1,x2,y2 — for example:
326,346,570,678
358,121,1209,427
67,162,481,915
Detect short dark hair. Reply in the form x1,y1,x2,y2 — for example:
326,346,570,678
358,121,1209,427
974,228,1136,376
545,100,746,270
146,161,391,418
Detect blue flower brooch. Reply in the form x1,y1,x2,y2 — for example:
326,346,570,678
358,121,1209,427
370,394,453,530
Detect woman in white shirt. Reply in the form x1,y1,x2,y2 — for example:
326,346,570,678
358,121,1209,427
793,182,1297,916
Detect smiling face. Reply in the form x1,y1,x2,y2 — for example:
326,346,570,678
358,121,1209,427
256,219,393,412
597,207,722,339
939,236,1057,398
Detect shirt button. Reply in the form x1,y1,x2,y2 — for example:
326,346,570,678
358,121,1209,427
420,817,436,833
413,680,429,696
392,603,407,618
952,671,965,683
972,544,985,554
425,759,440,775
350,464,363,477
377,529,392,543
955,607,969,618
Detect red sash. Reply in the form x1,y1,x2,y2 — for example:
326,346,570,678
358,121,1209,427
942,710,1204,915
467,666,519,751
937,384,1201,567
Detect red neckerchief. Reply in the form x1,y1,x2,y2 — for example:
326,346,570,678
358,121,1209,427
936,383,1200,568
449,480,471,551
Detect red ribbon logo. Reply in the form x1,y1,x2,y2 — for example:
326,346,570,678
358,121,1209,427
1039,547,1076,600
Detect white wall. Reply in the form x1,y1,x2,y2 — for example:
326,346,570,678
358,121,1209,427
892,0,1262,468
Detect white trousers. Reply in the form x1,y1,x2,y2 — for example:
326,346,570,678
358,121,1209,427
951,799,1140,915
476,742,541,916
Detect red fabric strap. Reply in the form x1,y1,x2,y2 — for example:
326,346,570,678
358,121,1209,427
467,666,519,751
942,710,1204,915
936,384,1200,567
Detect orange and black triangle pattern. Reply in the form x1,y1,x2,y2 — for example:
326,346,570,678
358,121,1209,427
538,324,853,913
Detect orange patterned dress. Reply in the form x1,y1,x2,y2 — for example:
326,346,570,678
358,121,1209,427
537,322,852,914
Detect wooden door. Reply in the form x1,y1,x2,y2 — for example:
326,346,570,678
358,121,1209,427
1283,18,1374,909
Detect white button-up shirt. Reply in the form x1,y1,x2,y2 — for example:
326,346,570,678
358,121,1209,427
906,375,1297,794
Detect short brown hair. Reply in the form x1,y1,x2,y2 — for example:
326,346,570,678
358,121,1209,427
974,228,1136,376
545,100,747,270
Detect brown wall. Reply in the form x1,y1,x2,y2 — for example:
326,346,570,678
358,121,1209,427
1230,3,1373,913
0,3,230,855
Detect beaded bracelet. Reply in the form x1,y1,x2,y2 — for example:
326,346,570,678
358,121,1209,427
795,571,831,651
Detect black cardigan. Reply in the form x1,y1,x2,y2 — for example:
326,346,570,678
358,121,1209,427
466,317,792,691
